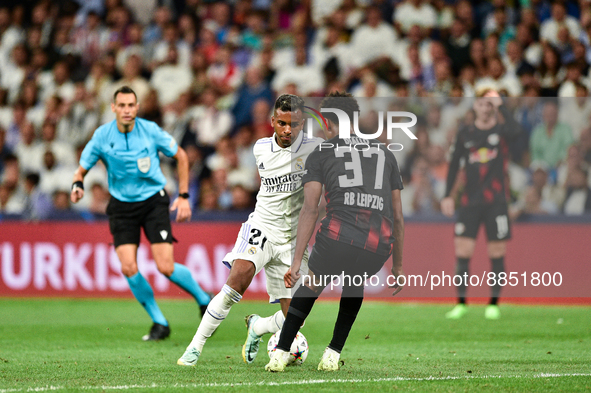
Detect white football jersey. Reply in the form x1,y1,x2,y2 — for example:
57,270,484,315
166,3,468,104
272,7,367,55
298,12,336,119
248,130,323,244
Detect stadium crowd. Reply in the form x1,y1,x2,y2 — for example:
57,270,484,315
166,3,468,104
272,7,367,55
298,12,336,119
1,0,591,221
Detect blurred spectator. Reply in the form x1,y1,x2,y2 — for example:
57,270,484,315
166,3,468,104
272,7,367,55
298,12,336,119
558,84,591,139
71,11,107,68
198,183,219,211
540,2,581,47
446,19,472,77
348,5,398,70
405,156,440,216
515,22,543,67
512,88,544,165
401,122,430,182
14,121,41,174
557,144,591,189
21,172,51,221
38,61,75,103
47,189,86,221
137,89,162,125
231,66,274,130
189,49,209,97
426,144,448,198
474,56,522,97
143,6,172,52
468,39,487,79
87,182,109,216
230,184,253,211
557,63,584,98
0,154,24,214
1,44,27,104
150,45,192,106
530,100,574,169
562,168,591,215
394,0,438,35
38,150,75,196
36,120,76,168
484,6,516,55
187,87,233,151
112,54,151,103
537,44,566,96
115,23,147,74
250,98,274,138
150,22,191,70
57,83,99,146
272,45,324,95
580,127,591,164
207,45,243,98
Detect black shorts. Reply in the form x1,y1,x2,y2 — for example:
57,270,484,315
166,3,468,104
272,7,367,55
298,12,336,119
308,233,390,281
455,203,511,241
106,189,174,247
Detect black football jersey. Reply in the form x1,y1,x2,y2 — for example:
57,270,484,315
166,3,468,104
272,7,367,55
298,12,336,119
445,105,522,206
303,136,403,256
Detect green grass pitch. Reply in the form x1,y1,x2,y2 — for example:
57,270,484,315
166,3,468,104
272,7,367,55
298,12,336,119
1,298,590,392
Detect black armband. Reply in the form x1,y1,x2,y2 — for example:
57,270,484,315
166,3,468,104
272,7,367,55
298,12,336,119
178,192,190,199
72,181,84,191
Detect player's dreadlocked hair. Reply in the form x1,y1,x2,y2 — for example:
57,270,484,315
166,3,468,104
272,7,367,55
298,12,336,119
274,94,305,113
319,91,360,125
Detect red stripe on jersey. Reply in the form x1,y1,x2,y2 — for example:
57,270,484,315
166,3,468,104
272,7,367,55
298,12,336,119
326,216,341,241
380,217,393,243
365,224,379,253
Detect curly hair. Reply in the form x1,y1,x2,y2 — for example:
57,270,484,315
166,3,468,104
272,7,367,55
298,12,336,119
319,91,359,125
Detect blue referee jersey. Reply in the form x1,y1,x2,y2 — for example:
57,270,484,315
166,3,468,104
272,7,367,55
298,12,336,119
80,118,178,202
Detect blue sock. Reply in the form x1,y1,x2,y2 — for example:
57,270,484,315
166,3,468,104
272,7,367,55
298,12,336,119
168,263,211,306
126,272,168,326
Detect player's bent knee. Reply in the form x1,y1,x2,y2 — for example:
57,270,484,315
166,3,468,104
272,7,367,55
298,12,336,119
156,263,174,277
226,259,255,294
121,264,138,277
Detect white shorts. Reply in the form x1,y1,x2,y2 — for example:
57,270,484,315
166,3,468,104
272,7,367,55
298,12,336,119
223,220,309,303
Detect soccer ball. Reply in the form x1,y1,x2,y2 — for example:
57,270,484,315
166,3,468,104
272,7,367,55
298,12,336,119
267,330,308,365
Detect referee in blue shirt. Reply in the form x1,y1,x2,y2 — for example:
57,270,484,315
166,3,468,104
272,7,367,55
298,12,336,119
70,86,211,341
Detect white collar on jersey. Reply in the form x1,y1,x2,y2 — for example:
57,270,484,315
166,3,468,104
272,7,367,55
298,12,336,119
271,129,305,153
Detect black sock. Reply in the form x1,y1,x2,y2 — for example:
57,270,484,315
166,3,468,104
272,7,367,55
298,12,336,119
490,256,505,305
456,257,470,304
277,285,318,352
328,294,364,353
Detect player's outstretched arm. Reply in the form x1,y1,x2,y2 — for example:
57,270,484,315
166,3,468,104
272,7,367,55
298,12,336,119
390,189,404,296
170,146,192,222
287,181,322,288
70,166,88,203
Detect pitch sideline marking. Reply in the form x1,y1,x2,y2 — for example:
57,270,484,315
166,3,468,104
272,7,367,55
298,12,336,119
1,373,591,392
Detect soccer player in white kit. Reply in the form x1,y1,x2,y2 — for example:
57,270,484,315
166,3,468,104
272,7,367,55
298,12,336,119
177,94,323,366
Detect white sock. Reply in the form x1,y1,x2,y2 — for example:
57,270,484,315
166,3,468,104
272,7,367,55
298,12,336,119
252,310,285,336
188,284,242,352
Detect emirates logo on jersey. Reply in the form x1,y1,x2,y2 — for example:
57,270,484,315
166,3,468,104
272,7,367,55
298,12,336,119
260,172,305,193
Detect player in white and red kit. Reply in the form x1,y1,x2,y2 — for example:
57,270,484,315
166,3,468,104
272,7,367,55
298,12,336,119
177,94,323,366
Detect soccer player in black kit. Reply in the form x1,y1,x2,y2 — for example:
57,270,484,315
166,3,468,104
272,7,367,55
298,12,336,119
265,92,405,372
441,89,521,320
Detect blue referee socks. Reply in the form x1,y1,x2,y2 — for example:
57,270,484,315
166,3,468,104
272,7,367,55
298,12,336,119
168,263,211,306
126,272,168,326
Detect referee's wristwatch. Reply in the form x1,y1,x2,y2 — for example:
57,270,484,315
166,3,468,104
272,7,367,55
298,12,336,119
179,192,190,199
